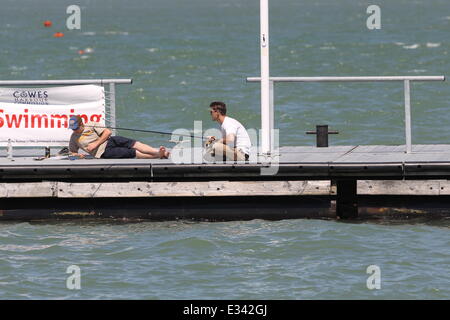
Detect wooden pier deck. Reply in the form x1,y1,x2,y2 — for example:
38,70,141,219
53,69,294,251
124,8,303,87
1,145,450,221
2,145,450,181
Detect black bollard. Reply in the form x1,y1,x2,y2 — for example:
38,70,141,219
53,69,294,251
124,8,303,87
306,125,339,147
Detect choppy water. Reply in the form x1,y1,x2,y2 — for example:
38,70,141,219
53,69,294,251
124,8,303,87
1,0,450,299
0,219,449,299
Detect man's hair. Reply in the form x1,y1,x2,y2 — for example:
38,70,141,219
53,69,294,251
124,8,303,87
209,101,227,115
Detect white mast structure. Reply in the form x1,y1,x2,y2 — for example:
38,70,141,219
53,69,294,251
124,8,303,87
260,0,272,155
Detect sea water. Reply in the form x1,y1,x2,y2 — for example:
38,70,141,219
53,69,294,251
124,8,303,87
0,0,449,299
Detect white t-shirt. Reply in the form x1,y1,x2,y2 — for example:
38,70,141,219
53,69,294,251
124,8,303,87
220,116,251,155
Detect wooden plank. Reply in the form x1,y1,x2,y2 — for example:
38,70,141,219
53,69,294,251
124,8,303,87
280,146,356,153
436,181,450,195
199,181,331,196
57,182,150,198
56,181,332,198
3,180,450,198
279,146,356,163
358,180,440,195
0,182,56,197
351,145,406,153
335,152,407,163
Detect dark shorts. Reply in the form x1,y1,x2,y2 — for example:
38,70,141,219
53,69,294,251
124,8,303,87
101,136,137,159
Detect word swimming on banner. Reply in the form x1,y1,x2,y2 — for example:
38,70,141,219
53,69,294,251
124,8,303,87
0,85,105,143
0,107,103,129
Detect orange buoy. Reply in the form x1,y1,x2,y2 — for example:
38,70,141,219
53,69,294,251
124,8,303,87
78,50,85,55
53,32,64,38
43,20,52,27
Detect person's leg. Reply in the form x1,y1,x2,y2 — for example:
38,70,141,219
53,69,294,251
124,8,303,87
132,141,160,155
212,143,236,161
102,136,169,159
135,150,159,159
101,147,136,159
133,142,169,159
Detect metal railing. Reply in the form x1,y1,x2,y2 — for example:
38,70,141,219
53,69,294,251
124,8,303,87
247,76,445,153
0,79,132,151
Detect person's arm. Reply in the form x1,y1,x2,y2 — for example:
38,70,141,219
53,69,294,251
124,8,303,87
86,128,112,153
69,137,85,158
220,120,238,146
223,133,236,146
207,125,236,146
70,152,85,158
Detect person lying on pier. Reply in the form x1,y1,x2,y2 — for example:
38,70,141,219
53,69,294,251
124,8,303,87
206,101,251,161
68,115,170,159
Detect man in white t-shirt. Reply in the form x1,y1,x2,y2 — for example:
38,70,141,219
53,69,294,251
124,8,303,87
207,101,251,161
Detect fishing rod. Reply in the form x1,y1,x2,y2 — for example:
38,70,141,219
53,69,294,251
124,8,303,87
90,125,208,140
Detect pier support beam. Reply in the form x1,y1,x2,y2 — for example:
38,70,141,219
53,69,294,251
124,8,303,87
336,179,358,219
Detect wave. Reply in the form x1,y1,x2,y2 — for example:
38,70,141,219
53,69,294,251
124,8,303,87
319,46,336,50
136,70,153,74
426,42,441,48
9,66,28,71
403,44,420,49
397,43,441,49
104,31,129,36
105,246,135,256
0,244,56,252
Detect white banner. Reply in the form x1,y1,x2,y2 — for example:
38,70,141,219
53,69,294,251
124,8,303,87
0,85,105,143
0,84,104,105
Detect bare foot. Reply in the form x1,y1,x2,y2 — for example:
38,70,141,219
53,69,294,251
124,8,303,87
159,146,170,159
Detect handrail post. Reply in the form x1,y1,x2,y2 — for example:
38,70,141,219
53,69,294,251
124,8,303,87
404,80,412,153
269,80,274,150
109,82,116,135
7,139,13,160
260,0,271,155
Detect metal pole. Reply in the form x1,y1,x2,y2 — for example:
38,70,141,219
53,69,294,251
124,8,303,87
260,0,271,155
0,79,132,86
7,139,13,159
246,76,445,82
404,80,412,153
269,80,274,150
109,82,116,136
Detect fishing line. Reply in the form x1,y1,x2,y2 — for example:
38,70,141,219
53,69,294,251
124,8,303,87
88,125,207,140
